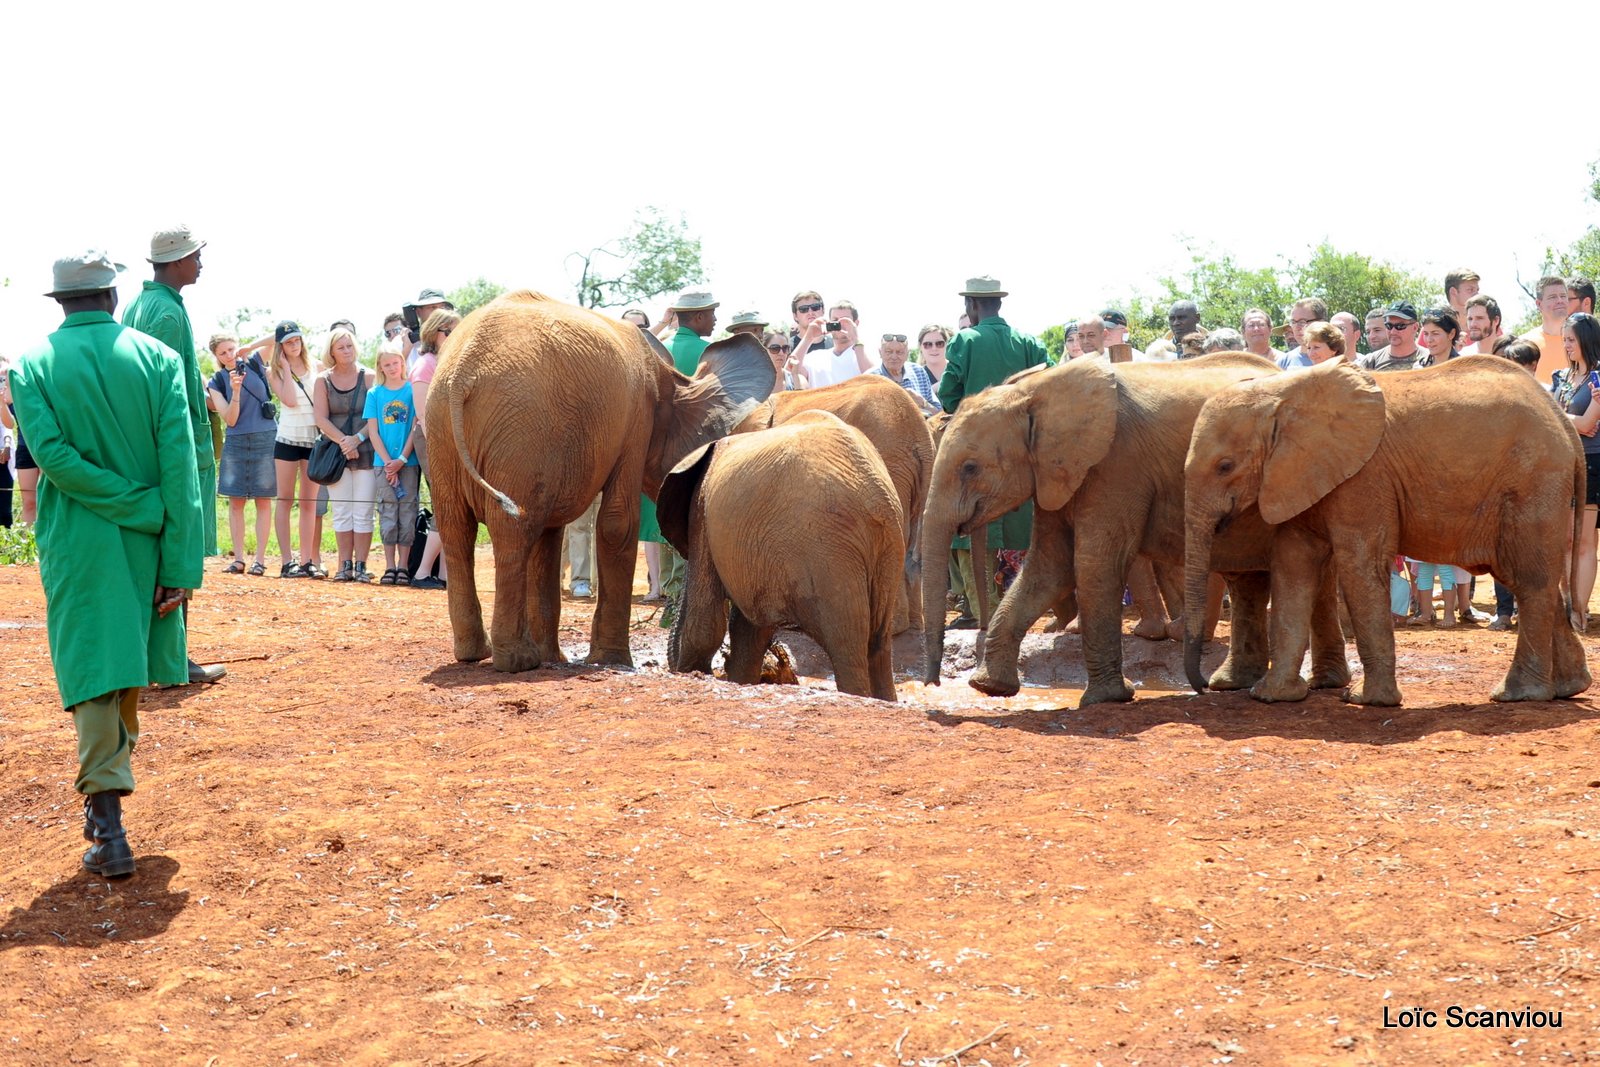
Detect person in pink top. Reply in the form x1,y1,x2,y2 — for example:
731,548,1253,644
407,308,459,590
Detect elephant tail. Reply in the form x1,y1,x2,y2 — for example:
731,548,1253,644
447,376,522,519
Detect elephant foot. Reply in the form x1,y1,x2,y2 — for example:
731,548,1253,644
1343,677,1403,707
585,647,635,668
491,642,542,674
1250,673,1310,703
454,637,491,663
1308,661,1352,690
1165,619,1186,641
1132,617,1171,641
1207,655,1266,692
1043,613,1078,634
969,661,1021,697
1491,665,1558,703
1554,665,1592,700
1079,677,1136,707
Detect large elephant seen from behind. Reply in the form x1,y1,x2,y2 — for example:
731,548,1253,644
428,292,775,672
1183,356,1589,705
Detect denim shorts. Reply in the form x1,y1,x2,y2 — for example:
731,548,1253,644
218,430,277,498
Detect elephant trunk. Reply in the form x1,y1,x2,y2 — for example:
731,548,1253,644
1183,521,1215,693
920,515,958,685
973,523,992,630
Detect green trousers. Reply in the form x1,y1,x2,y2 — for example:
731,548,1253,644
953,549,981,618
72,688,140,795
658,544,686,628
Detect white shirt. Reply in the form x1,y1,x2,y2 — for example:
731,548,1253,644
803,345,876,388
1459,338,1500,356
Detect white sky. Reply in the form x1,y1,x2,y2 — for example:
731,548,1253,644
2,1,1595,357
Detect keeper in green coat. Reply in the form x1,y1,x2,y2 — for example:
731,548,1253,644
120,224,226,684
937,276,1050,621
651,290,718,626
9,251,203,879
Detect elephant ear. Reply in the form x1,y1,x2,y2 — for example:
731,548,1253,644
641,329,675,367
1258,360,1386,524
653,335,777,491
656,442,717,555
1028,359,1119,512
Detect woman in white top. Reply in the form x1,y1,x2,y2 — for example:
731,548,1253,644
268,320,325,578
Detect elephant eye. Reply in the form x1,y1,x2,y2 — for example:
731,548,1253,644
961,460,979,477
1217,459,1235,474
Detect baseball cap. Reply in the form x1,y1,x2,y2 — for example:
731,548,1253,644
274,320,303,344
1384,301,1419,322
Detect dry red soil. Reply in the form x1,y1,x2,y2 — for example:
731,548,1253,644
1,551,1597,1065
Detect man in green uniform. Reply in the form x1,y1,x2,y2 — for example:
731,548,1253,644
656,291,718,625
9,251,203,878
121,225,224,684
937,276,1049,626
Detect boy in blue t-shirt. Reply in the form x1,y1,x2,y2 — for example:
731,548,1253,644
362,350,420,585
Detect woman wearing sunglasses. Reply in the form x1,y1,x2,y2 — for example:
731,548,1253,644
761,330,808,391
917,324,951,383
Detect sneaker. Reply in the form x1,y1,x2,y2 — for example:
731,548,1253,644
332,560,354,582
1487,615,1514,631
571,579,592,598
354,562,373,583
411,575,446,591
948,614,980,630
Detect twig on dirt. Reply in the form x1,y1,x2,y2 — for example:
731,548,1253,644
203,653,272,665
893,1027,909,1059
791,927,839,952
1504,917,1591,942
1565,866,1600,874
756,904,791,939
1277,955,1375,980
927,1022,1008,1063
1195,908,1229,929
1338,837,1372,855
205,1058,219,1067
241,878,258,898
266,699,327,715
750,794,834,818
618,789,659,810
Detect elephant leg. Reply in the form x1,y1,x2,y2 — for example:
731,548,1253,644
821,630,874,699
1307,560,1351,689
1155,561,1187,641
971,508,1071,697
667,536,726,676
903,547,924,634
527,525,566,667
891,580,911,635
1333,534,1404,706
1208,571,1268,691
587,480,639,667
485,511,539,673
868,622,897,703
1252,528,1326,703
1551,589,1592,699
1129,556,1171,640
437,499,489,663
1075,528,1137,707
723,607,773,685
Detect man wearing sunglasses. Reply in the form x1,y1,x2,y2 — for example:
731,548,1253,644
788,290,829,358
1355,301,1429,372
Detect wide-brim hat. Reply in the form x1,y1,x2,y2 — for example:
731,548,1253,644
45,250,125,297
727,310,767,330
959,276,1008,298
148,225,206,264
406,287,454,309
671,291,719,311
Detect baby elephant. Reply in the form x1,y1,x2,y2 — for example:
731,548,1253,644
657,410,904,701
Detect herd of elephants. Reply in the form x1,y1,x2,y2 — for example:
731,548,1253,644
423,291,1590,709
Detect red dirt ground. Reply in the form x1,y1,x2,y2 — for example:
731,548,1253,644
1,550,1597,1065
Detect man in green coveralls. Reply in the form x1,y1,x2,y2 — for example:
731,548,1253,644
121,225,224,684
937,276,1049,627
9,251,203,878
655,290,718,626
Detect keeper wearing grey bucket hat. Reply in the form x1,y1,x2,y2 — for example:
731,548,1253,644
123,224,226,685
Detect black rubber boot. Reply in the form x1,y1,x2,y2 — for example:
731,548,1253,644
82,795,94,842
81,792,136,878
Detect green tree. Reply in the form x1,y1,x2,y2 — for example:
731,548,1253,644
1037,323,1065,362
1156,246,1293,337
447,277,507,316
570,206,706,309
1289,242,1434,320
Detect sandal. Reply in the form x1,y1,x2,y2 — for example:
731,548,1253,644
224,559,246,575
394,570,411,586
248,561,266,576
281,561,307,579
380,568,398,586
304,562,328,580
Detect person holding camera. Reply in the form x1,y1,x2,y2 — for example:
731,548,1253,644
205,333,277,575
799,300,876,388
400,288,454,371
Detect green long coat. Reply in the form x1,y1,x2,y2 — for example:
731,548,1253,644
122,279,218,555
9,312,203,708
937,316,1050,550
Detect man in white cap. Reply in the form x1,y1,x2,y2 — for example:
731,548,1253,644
9,251,203,878
121,225,223,684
